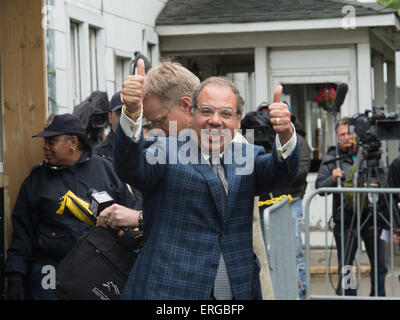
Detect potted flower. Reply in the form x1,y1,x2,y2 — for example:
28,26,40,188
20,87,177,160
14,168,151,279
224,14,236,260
313,87,336,109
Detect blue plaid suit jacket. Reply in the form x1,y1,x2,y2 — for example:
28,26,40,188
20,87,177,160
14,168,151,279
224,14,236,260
113,126,300,300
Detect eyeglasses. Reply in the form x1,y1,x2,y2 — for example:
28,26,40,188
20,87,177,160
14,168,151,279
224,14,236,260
147,106,176,128
196,105,240,121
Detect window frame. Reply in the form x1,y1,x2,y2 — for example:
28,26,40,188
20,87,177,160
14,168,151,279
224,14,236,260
114,50,132,93
65,4,105,110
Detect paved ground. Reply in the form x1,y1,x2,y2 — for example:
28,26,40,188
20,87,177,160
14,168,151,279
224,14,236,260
307,248,400,299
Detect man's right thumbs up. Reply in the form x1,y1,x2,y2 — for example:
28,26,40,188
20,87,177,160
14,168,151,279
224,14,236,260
273,85,283,104
268,85,293,145
121,59,146,120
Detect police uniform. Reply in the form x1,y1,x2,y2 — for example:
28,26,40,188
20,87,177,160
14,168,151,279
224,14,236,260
4,114,138,300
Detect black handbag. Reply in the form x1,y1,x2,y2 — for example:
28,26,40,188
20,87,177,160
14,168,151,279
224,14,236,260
54,226,142,300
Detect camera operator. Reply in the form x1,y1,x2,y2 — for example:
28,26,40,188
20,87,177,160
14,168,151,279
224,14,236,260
73,91,110,148
316,117,387,296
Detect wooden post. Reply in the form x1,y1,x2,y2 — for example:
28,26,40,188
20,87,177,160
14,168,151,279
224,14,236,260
0,0,47,248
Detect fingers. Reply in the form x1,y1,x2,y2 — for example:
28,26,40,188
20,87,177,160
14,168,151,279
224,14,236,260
137,59,145,77
97,204,118,229
273,85,283,104
268,86,293,145
269,85,289,128
121,60,146,112
96,204,137,230
332,168,344,182
269,102,290,132
334,168,344,177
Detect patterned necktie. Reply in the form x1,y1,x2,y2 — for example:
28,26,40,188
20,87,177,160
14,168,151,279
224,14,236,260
210,156,233,300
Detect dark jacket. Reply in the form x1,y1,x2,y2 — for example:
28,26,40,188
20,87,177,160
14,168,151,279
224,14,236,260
93,131,114,158
315,145,356,222
264,117,311,199
388,158,400,191
271,134,311,199
5,149,138,277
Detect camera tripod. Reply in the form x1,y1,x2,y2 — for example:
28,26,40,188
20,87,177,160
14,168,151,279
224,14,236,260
337,144,400,296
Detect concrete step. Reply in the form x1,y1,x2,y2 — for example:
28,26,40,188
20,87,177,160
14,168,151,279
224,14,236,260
310,265,370,277
308,248,372,277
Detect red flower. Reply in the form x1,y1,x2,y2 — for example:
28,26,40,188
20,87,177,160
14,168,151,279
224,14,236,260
313,86,336,107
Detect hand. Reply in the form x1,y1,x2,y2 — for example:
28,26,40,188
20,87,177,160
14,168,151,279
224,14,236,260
6,273,24,300
96,204,140,230
332,168,344,182
121,59,146,115
268,85,293,145
393,230,400,244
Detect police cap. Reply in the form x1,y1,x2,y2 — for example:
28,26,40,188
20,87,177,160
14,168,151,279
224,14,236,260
32,114,86,138
109,91,123,113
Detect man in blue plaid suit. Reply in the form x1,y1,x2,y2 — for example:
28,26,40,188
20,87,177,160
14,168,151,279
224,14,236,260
113,60,300,300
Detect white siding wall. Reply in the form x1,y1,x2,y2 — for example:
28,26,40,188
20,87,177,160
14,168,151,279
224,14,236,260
51,0,167,114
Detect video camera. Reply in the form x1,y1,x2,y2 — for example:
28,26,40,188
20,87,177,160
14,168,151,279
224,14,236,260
350,107,400,143
348,107,400,162
90,112,108,129
241,111,275,153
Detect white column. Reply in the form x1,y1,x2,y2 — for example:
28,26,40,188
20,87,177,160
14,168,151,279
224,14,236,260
357,43,372,112
387,61,398,165
254,47,268,108
372,53,384,107
387,61,397,112
96,29,106,91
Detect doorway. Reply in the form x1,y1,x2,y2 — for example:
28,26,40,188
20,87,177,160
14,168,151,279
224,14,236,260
282,83,339,173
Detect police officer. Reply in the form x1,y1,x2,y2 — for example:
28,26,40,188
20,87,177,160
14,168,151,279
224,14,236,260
5,114,141,300
93,91,123,158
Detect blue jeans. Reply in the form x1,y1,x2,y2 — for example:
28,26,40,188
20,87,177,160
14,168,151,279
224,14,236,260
291,199,306,300
333,221,387,296
25,262,59,300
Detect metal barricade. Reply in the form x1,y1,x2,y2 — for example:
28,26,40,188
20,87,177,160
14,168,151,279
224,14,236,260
304,187,400,300
262,197,298,299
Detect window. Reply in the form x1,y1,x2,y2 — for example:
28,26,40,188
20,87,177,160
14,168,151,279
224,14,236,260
70,22,81,106
66,4,105,110
147,43,155,65
143,29,159,67
115,57,131,92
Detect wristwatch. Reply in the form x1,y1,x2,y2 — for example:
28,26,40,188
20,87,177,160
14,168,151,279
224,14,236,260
138,211,144,231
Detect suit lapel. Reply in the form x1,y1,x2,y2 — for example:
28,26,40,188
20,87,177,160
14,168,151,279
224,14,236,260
183,139,225,220
222,153,242,224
